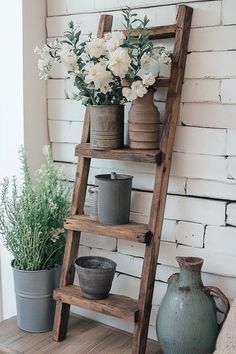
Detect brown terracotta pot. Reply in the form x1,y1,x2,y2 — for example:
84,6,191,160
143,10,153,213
128,89,160,149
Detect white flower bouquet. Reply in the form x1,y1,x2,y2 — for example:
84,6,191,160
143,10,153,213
35,9,171,105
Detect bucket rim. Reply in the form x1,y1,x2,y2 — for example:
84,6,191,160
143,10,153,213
88,104,124,108
11,260,61,273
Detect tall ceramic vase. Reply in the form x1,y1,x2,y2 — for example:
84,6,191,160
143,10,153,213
128,89,160,149
156,257,230,354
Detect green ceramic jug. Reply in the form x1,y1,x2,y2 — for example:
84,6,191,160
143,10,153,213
156,257,229,354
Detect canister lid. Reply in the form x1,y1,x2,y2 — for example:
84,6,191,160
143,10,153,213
95,172,133,181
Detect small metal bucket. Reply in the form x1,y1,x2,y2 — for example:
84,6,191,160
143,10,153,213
95,172,133,225
90,105,124,150
75,256,117,299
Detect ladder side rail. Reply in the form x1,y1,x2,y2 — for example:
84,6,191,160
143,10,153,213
132,5,193,354
53,15,113,342
53,107,91,342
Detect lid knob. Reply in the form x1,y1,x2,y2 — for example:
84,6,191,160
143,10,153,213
110,172,117,179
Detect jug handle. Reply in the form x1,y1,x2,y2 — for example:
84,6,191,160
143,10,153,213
204,286,230,328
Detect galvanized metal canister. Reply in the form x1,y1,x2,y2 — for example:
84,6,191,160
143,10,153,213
95,172,133,225
88,186,98,218
90,105,124,150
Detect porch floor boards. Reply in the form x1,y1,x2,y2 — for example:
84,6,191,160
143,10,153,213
0,315,162,354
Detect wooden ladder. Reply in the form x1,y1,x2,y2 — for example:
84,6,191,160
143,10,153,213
53,5,193,354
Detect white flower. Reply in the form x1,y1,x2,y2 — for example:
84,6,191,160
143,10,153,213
131,80,147,98
142,73,155,87
138,57,160,78
84,62,113,93
34,45,53,79
34,46,40,54
58,43,77,69
104,33,112,40
122,87,137,102
108,47,131,78
100,83,112,94
38,58,50,71
105,31,126,51
37,57,52,80
140,53,151,69
159,52,172,65
85,38,105,58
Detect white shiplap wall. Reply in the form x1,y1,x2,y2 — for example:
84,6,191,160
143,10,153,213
47,0,236,340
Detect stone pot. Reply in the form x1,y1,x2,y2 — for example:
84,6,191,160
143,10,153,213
90,105,124,150
75,256,117,299
128,89,160,149
156,257,230,354
95,172,133,225
12,262,61,332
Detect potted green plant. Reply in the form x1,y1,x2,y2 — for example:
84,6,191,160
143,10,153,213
35,9,171,150
0,146,70,332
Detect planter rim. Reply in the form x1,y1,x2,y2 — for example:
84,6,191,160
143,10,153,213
75,256,117,271
11,260,60,274
95,173,133,181
88,104,124,107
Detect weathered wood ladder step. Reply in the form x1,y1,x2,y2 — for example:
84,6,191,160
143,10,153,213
54,285,139,322
53,6,193,354
76,143,162,163
64,215,151,243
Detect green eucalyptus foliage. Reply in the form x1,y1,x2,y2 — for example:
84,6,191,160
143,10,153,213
0,147,71,271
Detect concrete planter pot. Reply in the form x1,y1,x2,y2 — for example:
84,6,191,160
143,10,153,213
75,256,116,300
12,262,61,332
89,105,124,150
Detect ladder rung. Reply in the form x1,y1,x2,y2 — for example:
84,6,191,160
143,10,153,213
64,215,151,243
54,285,139,322
155,78,169,87
119,24,176,39
75,143,161,163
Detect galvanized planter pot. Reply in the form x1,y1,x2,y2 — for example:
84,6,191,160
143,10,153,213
156,257,229,354
95,172,133,225
12,262,61,332
90,105,124,150
128,89,160,149
75,256,117,299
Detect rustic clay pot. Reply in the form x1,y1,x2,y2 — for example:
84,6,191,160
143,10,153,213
75,256,116,299
90,105,124,150
156,257,230,354
128,89,160,149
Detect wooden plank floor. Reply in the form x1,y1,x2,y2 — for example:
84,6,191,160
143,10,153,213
0,316,162,354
